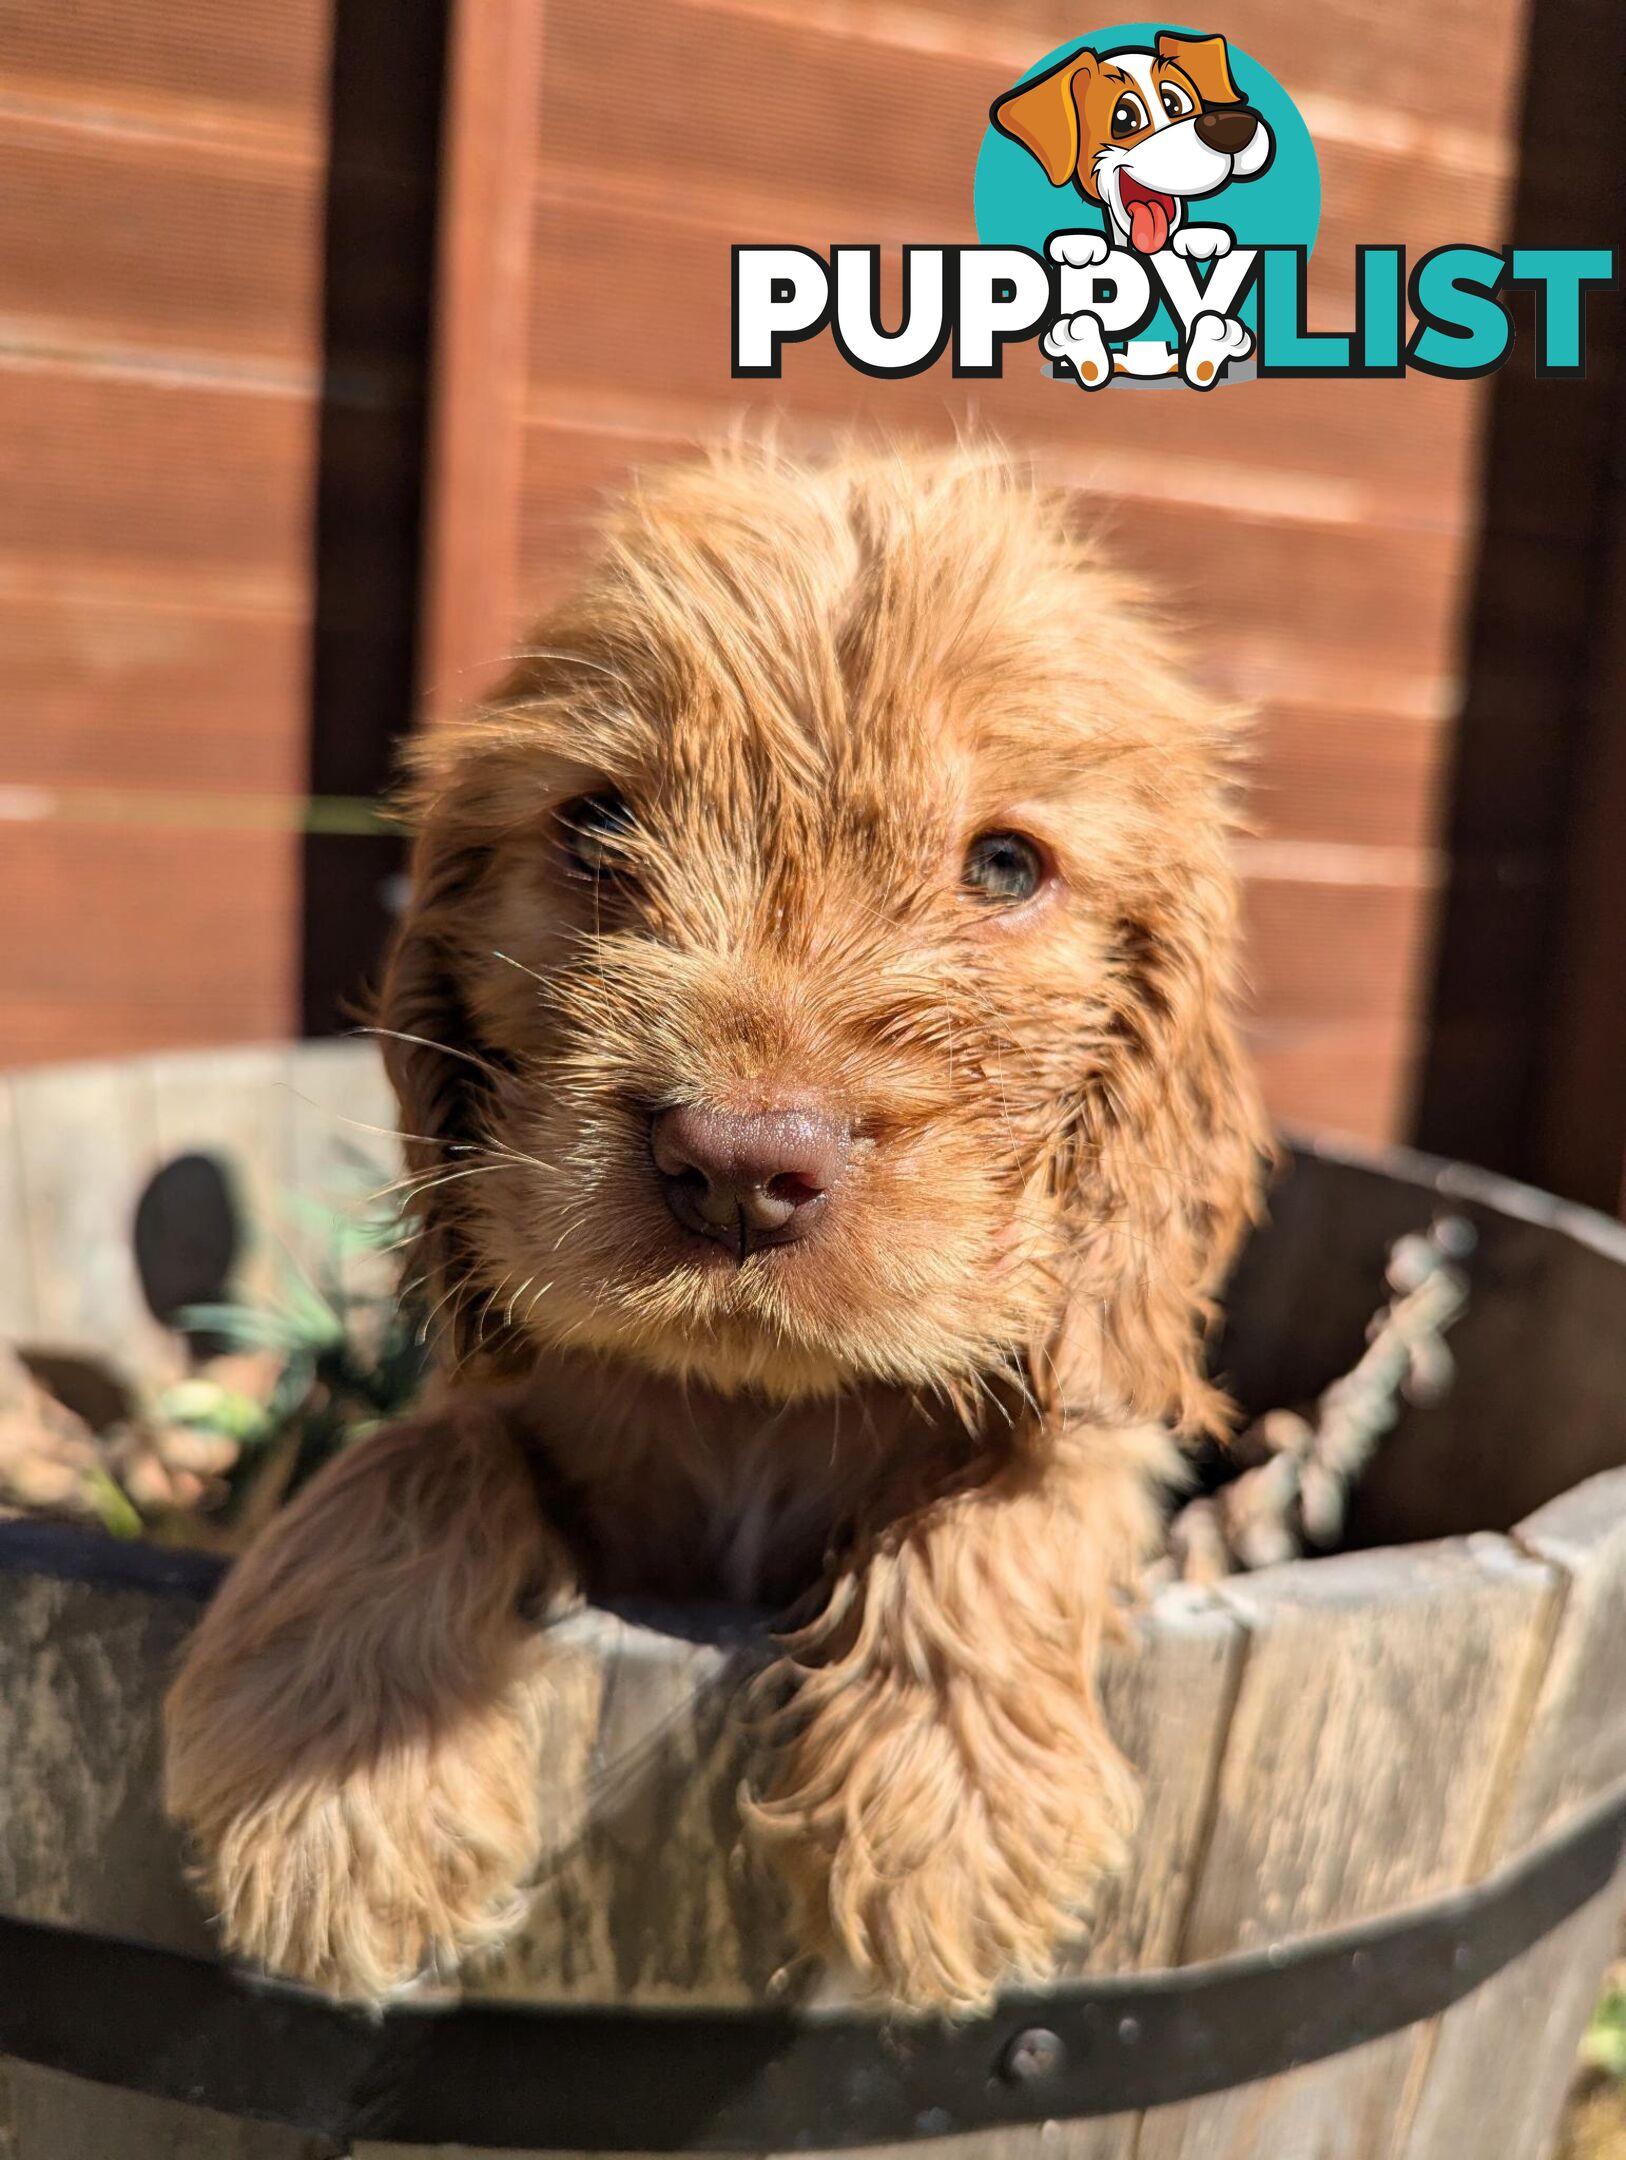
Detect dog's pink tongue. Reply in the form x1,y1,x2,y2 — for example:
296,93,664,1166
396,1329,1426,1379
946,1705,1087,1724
1129,197,1169,254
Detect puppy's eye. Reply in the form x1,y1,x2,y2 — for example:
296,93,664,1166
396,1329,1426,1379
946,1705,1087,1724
1160,82,1194,118
1110,92,1148,137
962,830,1047,904
558,790,635,880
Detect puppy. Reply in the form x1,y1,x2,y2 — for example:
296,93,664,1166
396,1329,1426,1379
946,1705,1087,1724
165,444,1266,2014
993,30,1273,389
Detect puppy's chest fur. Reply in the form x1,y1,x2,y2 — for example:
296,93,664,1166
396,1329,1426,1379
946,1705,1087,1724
512,1362,987,1608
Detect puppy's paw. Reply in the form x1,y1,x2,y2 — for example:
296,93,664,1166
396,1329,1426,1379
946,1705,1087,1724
179,1691,545,2000
1182,310,1252,388
1042,312,1113,389
1170,225,1233,261
1047,229,1110,269
757,1668,1137,2014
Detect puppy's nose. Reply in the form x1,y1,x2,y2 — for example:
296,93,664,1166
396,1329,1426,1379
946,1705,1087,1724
1195,106,1259,155
650,1104,848,1257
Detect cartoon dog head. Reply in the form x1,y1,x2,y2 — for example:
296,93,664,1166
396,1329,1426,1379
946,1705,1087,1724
991,30,1273,254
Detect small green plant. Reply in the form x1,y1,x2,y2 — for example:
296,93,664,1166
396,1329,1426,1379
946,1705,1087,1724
0,1151,425,1548
1582,1972,1626,2084
158,1162,427,1536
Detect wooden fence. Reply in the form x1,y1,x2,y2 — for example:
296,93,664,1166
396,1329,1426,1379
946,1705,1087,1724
4,0,1622,1194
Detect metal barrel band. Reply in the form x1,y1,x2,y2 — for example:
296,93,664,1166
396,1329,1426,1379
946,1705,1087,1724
3,1772,1625,2152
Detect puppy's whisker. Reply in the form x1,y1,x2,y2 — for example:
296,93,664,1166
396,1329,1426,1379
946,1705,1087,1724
417,1271,473,1347
492,950,551,989
280,1085,448,1155
473,1137,557,1178
370,1156,516,1205
523,1279,556,1326
394,1162,530,1205
477,1274,518,1340
353,1025,504,1080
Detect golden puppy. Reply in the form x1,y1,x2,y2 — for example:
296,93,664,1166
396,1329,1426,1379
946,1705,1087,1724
165,443,1266,2013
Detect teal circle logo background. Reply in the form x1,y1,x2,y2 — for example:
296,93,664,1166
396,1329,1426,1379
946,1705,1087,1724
974,25,1320,339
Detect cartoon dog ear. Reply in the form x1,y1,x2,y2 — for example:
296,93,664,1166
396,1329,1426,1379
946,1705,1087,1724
990,49,1097,187
1155,29,1244,107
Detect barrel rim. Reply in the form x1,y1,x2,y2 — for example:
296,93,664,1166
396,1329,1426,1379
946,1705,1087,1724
1,1772,1623,2148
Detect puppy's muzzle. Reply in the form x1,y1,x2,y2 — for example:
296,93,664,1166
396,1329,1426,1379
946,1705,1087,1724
650,1104,850,1260
1194,107,1260,155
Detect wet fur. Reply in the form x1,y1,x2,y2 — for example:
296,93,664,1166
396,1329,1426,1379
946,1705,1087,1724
166,442,1267,2010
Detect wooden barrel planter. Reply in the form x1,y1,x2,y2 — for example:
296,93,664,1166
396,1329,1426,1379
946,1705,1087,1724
1,1043,1625,2160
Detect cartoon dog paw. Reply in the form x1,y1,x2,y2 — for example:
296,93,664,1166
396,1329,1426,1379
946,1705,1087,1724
1043,312,1113,389
1047,230,1111,270
1171,226,1234,262
1182,310,1252,388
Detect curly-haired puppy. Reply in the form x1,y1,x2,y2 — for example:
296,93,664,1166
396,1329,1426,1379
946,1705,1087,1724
166,444,1266,2012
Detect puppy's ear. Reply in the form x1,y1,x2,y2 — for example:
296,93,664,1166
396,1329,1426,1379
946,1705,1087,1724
990,49,1096,187
1064,873,1270,1441
374,750,511,1374
1155,30,1243,107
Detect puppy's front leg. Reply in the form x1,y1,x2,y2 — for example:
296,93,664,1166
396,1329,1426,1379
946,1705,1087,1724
165,1404,576,2000
757,1425,1172,2012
